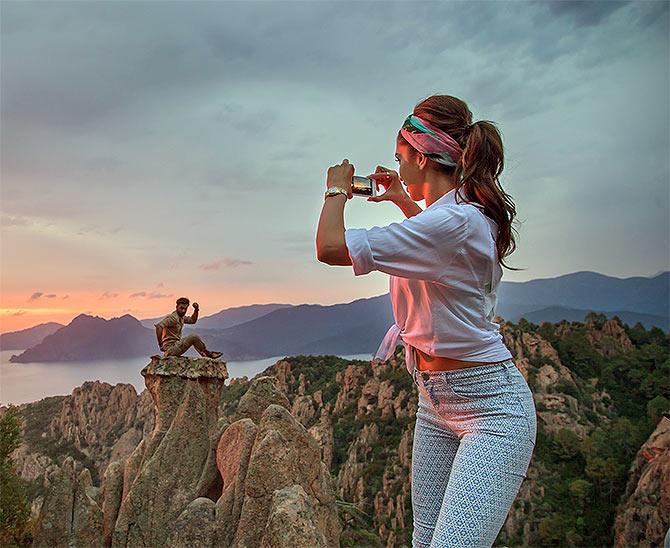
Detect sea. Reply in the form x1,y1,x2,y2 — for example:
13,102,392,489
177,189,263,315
0,349,374,406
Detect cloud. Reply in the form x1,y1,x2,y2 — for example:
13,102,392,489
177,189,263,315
75,224,124,237
541,0,629,28
199,258,252,270
29,291,59,301
148,292,172,299
0,215,31,227
1,1,667,303
12,310,27,316
129,291,174,299
99,291,119,300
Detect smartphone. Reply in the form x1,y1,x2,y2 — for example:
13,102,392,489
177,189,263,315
352,176,378,197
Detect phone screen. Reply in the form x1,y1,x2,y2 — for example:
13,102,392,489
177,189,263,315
352,176,374,196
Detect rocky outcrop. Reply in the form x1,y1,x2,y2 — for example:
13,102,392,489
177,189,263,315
20,313,656,547
111,356,229,547
585,317,635,357
92,357,342,548
262,484,331,547
214,418,259,546
32,457,104,547
233,375,291,424
48,381,153,478
614,416,670,547
233,404,340,547
168,498,218,548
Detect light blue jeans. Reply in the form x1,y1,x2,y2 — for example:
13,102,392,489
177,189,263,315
410,356,537,547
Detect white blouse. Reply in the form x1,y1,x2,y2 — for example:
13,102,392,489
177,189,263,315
344,187,513,375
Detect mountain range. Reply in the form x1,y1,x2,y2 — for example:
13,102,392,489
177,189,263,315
0,321,64,350
4,270,668,363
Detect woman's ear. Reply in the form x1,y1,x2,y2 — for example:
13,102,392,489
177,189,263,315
417,152,429,170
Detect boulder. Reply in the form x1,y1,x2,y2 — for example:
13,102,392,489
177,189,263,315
261,484,329,547
614,416,670,547
233,375,290,424
167,498,217,548
233,404,341,547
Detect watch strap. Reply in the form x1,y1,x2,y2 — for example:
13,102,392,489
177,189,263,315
325,186,348,199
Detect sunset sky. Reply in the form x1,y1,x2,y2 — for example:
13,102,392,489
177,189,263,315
1,0,668,332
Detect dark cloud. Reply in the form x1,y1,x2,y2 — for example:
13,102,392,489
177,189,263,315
543,0,629,27
28,291,58,300
1,1,667,291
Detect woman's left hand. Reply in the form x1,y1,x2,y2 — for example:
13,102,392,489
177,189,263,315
326,159,354,198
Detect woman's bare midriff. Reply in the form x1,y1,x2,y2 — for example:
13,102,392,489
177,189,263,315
413,346,504,372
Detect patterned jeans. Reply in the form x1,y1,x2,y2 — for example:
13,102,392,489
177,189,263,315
410,356,537,548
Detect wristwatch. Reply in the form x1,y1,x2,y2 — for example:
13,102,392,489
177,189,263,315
325,186,349,199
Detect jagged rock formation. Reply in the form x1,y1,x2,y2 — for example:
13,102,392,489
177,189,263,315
111,356,230,546
271,352,417,546
11,382,153,523
32,457,104,547
614,416,670,547
502,319,616,439
43,357,344,548
49,381,153,478
17,314,663,547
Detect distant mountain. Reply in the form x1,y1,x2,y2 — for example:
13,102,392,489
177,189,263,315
206,294,394,360
8,271,668,363
497,270,669,319
140,303,293,330
9,314,155,363
0,322,64,350
515,305,669,331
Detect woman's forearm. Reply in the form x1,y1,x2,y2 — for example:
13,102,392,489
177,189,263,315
395,195,423,218
316,194,352,265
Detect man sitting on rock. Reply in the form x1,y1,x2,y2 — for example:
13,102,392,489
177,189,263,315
154,297,223,359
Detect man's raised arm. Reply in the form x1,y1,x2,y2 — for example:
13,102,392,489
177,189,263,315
184,303,199,324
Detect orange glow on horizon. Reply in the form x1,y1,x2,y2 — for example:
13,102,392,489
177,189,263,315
0,283,382,334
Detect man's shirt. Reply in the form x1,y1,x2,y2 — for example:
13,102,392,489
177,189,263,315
344,186,513,374
154,311,196,349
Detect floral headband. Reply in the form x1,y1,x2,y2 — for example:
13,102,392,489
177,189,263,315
400,114,464,168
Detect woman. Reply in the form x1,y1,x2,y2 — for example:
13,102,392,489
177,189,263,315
316,94,536,547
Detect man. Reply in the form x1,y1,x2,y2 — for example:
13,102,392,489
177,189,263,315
154,297,223,359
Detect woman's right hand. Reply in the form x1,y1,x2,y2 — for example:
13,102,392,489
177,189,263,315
366,165,410,204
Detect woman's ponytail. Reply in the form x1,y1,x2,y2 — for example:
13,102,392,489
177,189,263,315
458,119,523,272
401,94,523,272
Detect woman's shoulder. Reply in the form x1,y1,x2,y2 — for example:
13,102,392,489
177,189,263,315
432,201,497,241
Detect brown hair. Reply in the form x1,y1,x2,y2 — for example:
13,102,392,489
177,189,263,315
176,297,190,306
398,94,524,272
